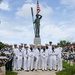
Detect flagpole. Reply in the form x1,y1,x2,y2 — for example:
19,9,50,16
36,0,38,14
36,0,40,14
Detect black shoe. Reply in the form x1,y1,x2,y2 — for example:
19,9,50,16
42,70,44,71
33,68,34,70
20,69,22,71
25,70,28,72
49,69,52,71
35,70,37,71
55,70,57,71
17,70,19,71
31,70,33,71
27,70,29,72
45,70,47,71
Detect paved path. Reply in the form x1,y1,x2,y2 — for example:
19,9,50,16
15,70,57,75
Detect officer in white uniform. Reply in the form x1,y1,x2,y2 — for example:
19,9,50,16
17,45,23,71
48,42,52,70
56,43,62,71
38,45,42,70
29,44,35,71
13,44,18,70
21,44,27,70
49,45,57,71
41,46,48,71
34,44,42,70
23,46,30,72
48,42,52,51
45,44,49,69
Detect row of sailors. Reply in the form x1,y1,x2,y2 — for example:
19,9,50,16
13,43,62,72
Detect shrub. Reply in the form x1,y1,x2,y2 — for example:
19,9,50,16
6,70,18,75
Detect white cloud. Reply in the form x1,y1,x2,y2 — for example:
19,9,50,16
40,4,53,18
0,2,10,10
0,16,34,44
16,3,36,18
41,21,75,44
16,3,53,19
60,0,75,9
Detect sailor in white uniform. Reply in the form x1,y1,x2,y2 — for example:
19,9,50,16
23,46,30,72
29,44,35,71
45,44,49,69
48,42,52,70
13,44,18,70
49,45,57,71
56,43,63,71
41,46,48,71
21,44,27,70
34,44,42,70
17,45,23,71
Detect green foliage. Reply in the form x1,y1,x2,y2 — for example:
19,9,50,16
59,40,71,47
6,70,18,75
56,61,75,75
62,61,70,68
0,42,4,50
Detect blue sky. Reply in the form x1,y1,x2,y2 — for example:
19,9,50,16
0,0,75,46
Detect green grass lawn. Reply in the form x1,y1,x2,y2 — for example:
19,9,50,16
6,70,18,75
56,61,75,75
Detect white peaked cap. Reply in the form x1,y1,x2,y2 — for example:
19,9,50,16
37,44,41,46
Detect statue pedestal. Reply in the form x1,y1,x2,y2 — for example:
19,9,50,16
34,37,41,48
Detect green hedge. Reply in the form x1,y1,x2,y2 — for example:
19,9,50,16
56,61,75,75
6,70,18,75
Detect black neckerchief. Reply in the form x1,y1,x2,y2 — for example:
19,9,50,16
52,48,55,53
30,48,33,52
46,46,48,49
38,48,40,52
43,48,45,52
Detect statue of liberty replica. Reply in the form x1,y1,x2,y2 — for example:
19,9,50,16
31,0,42,48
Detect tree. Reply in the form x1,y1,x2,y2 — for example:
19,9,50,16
59,40,71,47
0,42,4,50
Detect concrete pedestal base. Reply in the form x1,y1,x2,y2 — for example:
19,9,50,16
34,37,41,48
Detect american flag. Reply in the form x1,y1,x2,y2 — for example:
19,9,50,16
37,0,40,13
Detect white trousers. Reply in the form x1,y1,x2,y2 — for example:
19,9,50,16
24,57,30,71
35,57,39,70
17,56,22,70
13,56,18,70
21,58,24,69
42,57,48,70
47,55,50,69
50,56,56,70
30,57,34,70
57,57,62,71
38,56,42,69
